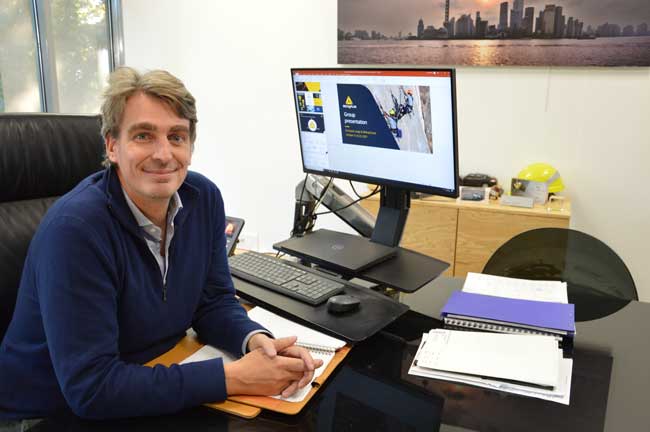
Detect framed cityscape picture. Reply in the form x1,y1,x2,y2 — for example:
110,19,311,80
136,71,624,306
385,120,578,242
338,0,650,66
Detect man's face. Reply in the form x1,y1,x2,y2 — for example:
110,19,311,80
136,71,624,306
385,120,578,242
106,92,192,209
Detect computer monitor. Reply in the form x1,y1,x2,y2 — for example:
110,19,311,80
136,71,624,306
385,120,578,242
292,67,458,238
291,68,458,199
278,68,459,274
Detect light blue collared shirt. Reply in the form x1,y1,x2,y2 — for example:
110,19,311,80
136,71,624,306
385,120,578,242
122,189,181,285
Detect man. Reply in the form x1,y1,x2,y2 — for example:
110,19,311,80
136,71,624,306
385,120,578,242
383,108,401,138
402,88,414,116
0,67,321,422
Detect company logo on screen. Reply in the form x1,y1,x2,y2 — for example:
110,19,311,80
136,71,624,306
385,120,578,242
342,96,357,109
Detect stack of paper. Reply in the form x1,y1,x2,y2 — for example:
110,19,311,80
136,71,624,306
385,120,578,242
441,273,576,345
409,329,573,405
409,273,577,404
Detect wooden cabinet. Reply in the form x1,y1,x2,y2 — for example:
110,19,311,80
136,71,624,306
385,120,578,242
360,199,459,275
360,196,571,278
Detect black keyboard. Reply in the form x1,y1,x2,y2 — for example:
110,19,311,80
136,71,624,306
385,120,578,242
228,251,345,305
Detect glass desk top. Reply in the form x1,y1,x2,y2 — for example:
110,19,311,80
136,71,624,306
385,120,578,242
29,277,649,432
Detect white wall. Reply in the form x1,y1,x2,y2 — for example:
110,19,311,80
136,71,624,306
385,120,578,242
122,1,650,300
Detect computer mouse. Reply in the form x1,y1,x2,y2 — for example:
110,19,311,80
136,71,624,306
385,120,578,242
327,295,361,314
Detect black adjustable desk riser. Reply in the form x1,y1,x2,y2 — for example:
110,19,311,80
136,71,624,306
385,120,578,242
235,236,449,343
234,276,408,344
357,246,450,293
274,229,450,293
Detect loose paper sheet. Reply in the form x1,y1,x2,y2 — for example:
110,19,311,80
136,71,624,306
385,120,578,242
463,272,568,304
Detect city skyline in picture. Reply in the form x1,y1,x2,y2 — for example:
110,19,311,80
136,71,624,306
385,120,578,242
338,0,650,66
339,0,649,37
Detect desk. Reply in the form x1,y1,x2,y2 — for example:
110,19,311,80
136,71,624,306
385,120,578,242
30,278,648,432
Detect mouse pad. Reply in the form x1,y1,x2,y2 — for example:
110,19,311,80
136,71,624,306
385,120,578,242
233,277,409,344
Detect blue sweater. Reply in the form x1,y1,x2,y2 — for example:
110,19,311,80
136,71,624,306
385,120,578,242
0,168,266,419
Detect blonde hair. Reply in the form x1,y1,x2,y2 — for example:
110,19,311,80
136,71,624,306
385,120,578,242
100,67,197,167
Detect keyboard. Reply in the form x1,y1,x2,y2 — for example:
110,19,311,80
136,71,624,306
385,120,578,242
228,251,345,305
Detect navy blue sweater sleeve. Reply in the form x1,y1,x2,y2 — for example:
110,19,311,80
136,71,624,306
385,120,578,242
37,216,226,419
191,187,267,354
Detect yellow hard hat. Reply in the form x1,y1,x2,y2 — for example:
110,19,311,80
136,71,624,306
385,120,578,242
517,163,564,193
389,108,395,115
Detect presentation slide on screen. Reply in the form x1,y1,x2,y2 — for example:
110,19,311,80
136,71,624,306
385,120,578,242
293,70,456,192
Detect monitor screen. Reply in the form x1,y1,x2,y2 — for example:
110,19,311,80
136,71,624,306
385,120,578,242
291,68,459,197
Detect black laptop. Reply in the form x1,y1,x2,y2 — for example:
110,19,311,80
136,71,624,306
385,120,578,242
273,229,397,274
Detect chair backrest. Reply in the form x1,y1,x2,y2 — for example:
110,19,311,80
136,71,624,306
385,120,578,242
0,113,105,342
483,227,637,321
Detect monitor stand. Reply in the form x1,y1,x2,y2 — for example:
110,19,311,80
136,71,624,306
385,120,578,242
273,186,414,276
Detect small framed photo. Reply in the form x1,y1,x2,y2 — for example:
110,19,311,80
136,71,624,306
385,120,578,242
510,178,548,204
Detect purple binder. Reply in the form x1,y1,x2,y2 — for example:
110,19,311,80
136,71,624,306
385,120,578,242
441,291,575,334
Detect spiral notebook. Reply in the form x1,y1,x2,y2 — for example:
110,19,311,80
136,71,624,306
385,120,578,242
181,307,346,403
441,291,575,336
146,306,351,418
247,307,346,353
443,316,563,340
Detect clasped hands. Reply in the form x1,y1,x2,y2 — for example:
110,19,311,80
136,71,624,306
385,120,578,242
223,333,324,398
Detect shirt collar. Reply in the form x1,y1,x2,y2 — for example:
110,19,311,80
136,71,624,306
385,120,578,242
103,166,199,238
122,188,183,230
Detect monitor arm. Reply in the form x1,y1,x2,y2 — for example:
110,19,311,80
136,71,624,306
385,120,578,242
293,174,375,238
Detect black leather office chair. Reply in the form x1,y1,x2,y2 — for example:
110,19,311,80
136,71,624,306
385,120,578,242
483,227,637,321
0,114,105,343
